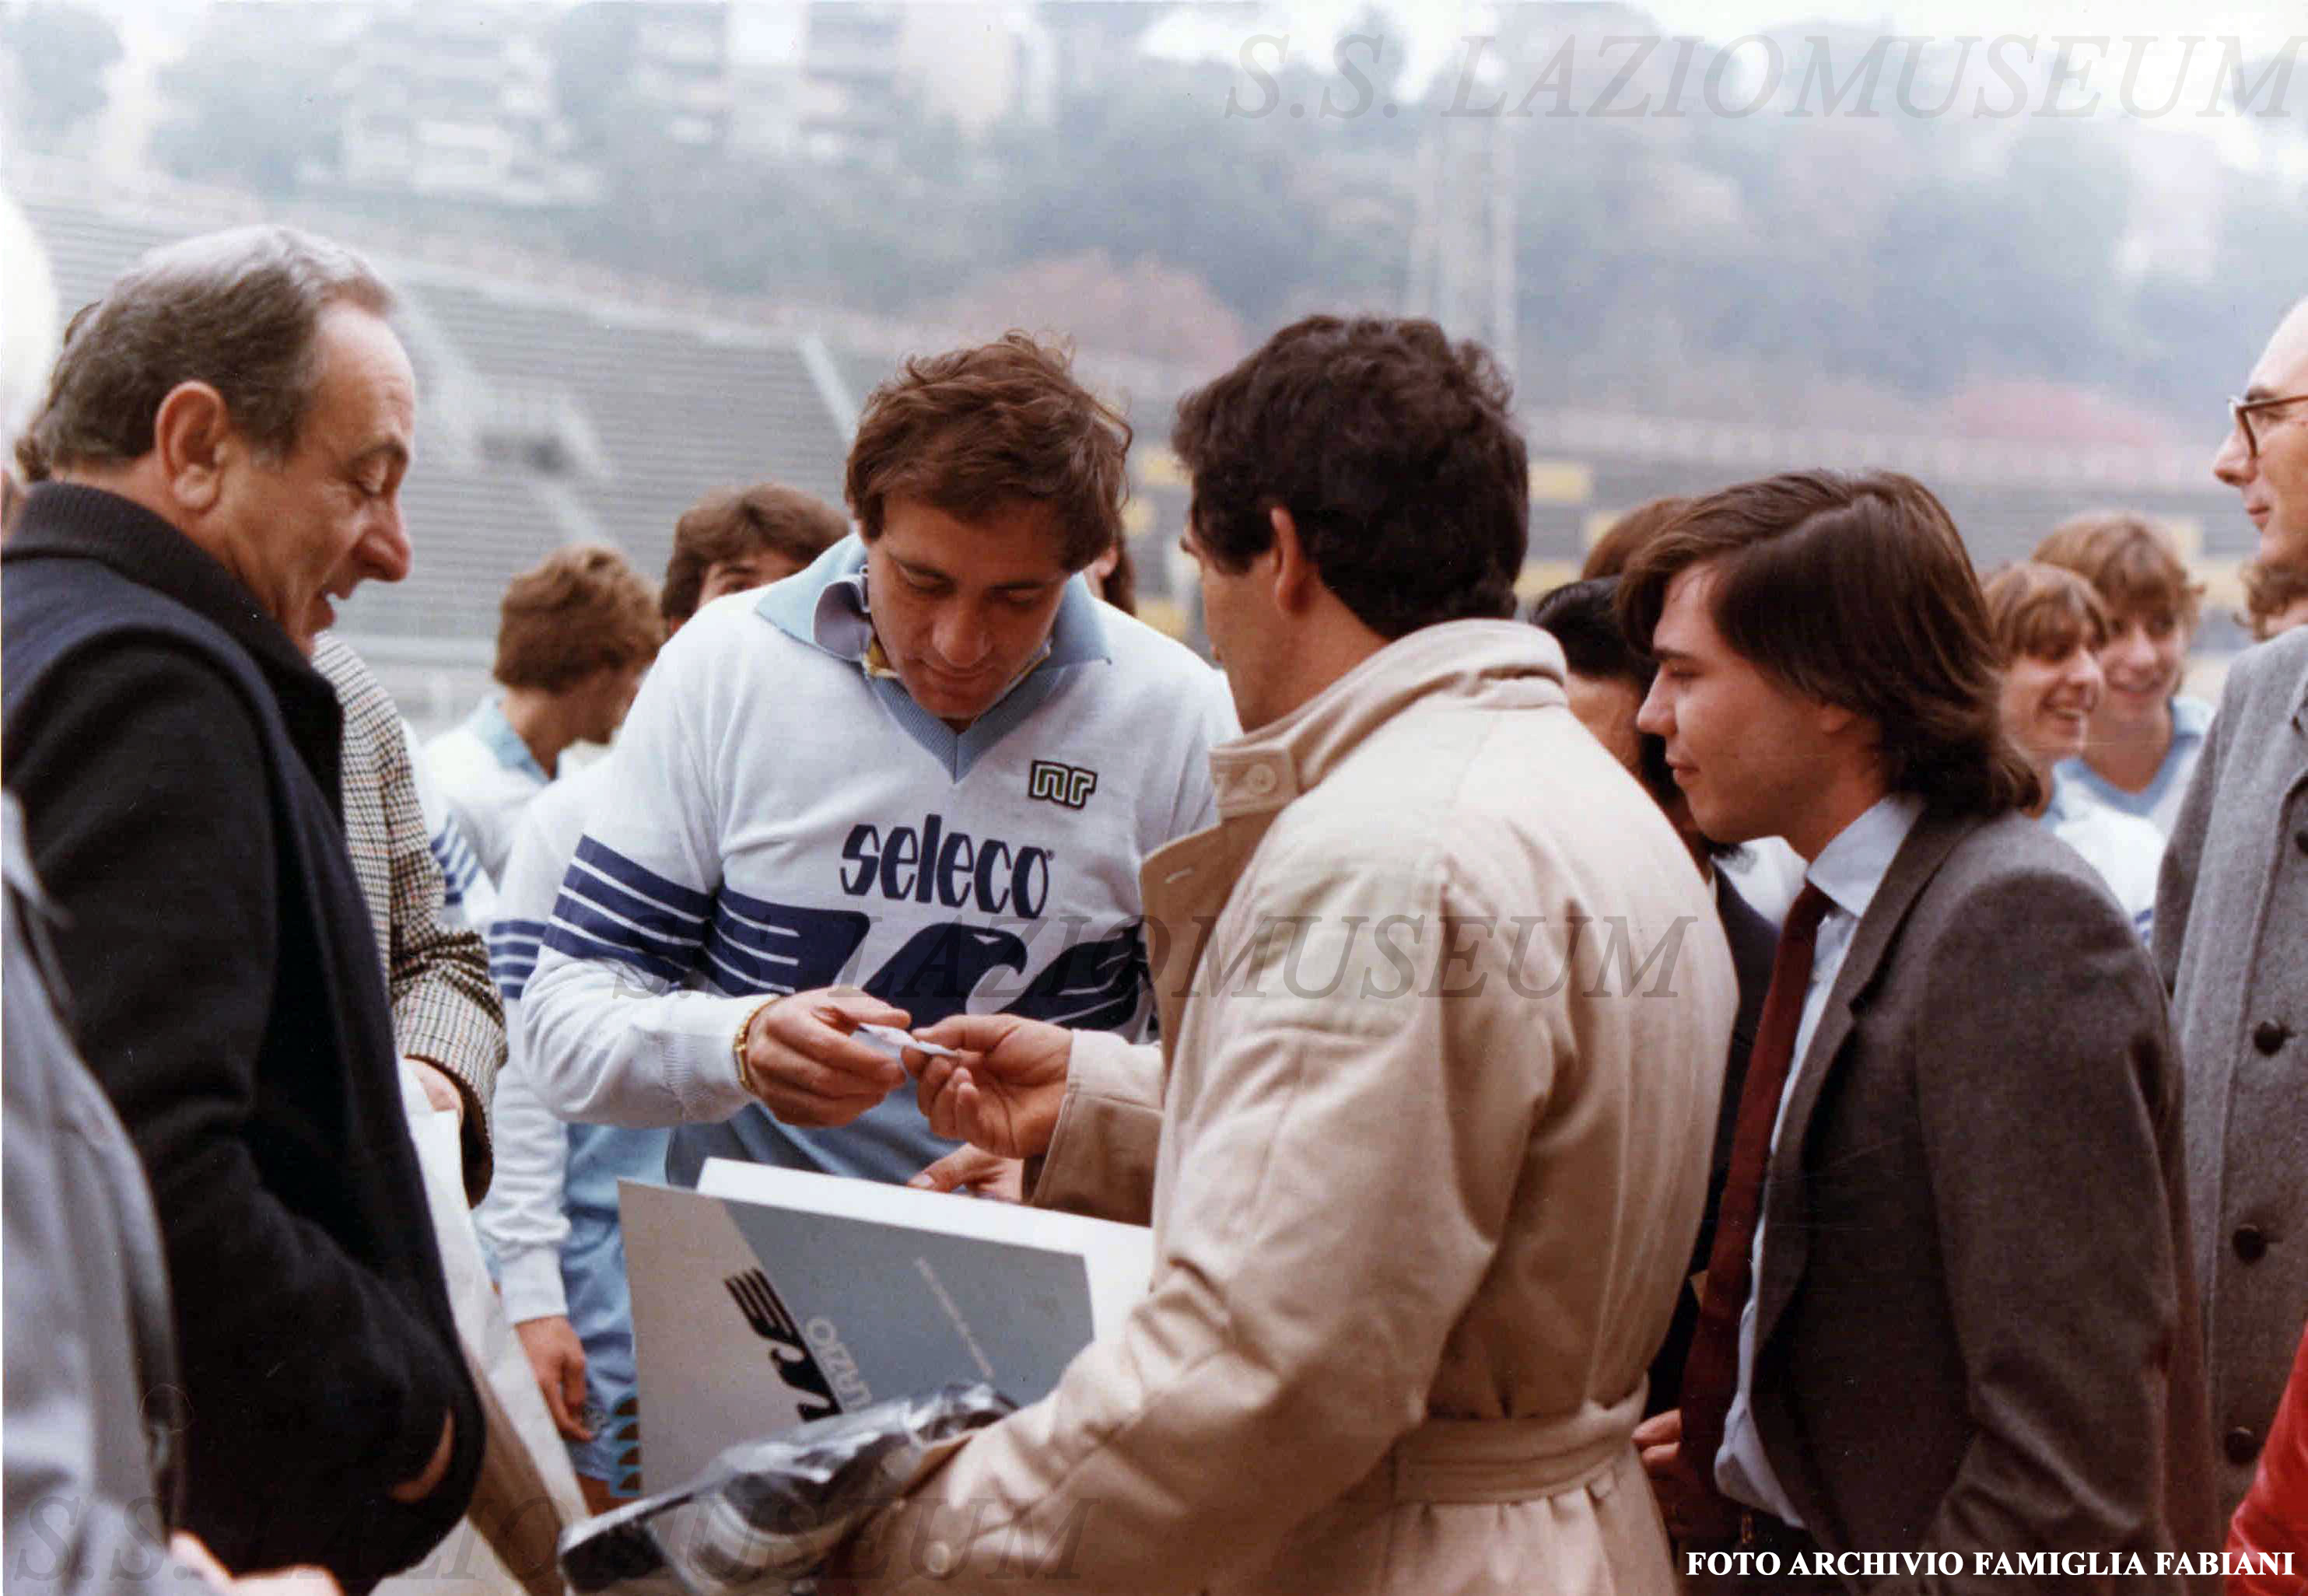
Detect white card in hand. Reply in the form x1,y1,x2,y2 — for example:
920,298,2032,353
855,1022,960,1061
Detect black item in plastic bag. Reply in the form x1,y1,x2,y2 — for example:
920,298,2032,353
559,1382,1014,1596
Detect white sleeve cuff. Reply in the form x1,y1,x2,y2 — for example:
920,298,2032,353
666,995,769,1124
520,948,769,1128
498,1245,569,1325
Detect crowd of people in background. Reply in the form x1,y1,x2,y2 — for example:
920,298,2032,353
1,222,2303,1596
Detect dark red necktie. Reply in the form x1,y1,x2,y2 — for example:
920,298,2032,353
1676,880,1833,1496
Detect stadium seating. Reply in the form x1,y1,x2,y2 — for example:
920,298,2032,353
14,186,2253,726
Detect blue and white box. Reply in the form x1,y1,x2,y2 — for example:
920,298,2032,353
620,1160,1152,1493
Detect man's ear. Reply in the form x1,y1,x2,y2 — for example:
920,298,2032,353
1266,505,1320,614
151,381,236,513
1816,701,1885,761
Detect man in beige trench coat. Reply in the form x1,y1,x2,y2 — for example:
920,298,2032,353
832,315,1739,1595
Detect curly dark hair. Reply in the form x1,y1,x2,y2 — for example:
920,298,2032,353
1171,315,1528,639
845,332,1131,570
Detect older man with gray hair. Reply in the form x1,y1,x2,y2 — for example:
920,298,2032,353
3,226,482,1591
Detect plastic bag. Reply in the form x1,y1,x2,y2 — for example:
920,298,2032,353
559,1382,1014,1595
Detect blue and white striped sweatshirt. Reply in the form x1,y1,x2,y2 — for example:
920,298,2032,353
520,537,1237,1186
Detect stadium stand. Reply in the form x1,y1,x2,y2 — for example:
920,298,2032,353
9,167,2252,725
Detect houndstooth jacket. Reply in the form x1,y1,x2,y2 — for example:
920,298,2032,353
315,633,506,1202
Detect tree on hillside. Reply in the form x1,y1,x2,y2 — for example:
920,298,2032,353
983,58,1332,330
919,251,1249,369
555,100,987,310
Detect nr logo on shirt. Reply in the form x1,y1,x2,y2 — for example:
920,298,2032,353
1028,758,1098,810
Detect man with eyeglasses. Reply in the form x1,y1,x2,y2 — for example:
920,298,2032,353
2216,296,2308,575
2157,293,2308,1522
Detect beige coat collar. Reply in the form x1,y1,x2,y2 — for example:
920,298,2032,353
1143,621,1569,1056
1208,619,1568,818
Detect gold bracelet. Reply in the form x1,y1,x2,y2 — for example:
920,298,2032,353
732,997,780,1099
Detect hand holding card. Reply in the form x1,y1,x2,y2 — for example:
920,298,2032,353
902,1013,1074,1160
855,1022,960,1062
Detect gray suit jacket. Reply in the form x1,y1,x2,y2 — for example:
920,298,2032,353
1749,807,2219,1594
2156,625,2308,1517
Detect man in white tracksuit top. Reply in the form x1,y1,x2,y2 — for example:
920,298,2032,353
520,335,1235,1192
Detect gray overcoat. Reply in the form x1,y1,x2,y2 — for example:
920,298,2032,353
2156,624,2308,1517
